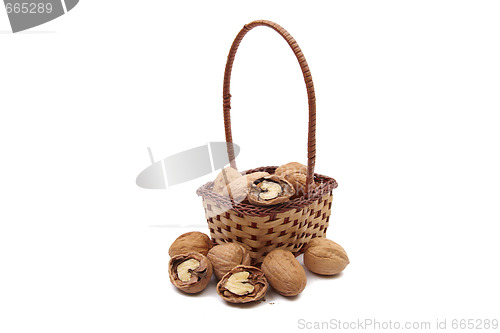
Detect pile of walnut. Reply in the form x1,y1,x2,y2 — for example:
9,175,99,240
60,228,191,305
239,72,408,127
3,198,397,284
213,162,316,205
168,231,349,304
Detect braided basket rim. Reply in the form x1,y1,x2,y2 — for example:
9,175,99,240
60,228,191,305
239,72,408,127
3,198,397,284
196,166,338,217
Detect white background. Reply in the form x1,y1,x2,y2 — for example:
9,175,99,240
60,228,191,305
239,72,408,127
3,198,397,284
1,1,500,332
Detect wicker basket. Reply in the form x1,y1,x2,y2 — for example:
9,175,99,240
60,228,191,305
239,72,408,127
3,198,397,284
196,20,338,265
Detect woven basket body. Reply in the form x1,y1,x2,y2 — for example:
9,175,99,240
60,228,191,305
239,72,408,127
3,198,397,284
196,20,337,265
197,167,337,265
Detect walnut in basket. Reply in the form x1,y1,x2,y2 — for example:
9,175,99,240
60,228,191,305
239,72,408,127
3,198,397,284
275,162,308,176
221,171,270,203
248,175,295,206
212,167,242,195
275,162,316,199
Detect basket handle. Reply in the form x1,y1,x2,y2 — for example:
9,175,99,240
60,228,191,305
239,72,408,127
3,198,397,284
223,20,317,195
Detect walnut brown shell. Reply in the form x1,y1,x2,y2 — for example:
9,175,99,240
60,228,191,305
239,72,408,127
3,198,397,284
303,238,349,275
168,231,212,257
216,265,268,303
212,167,242,195
207,243,252,280
168,252,213,294
275,162,307,177
275,162,316,199
280,171,318,199
261,249,306,296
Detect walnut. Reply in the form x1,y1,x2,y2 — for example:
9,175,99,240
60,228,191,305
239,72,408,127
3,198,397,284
247,175,295,206
207,243,251,280
261,249,306,296
221,171,270,203
283,171,307,198
216,265,268,303
168,231,212,257
303,238,349,275
275,162,315,199
281,171,318,199
212,167,242,195
168,252,213,293
275,162,307,177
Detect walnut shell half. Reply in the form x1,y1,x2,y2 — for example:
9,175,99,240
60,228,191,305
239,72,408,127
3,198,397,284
222,172,270,204
247,175,295,206
168,252,213,294
207,243,251,280
217,265,268,304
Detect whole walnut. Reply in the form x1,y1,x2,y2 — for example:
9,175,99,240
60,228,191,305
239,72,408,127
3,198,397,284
222,171,270,204
275,162,307,177
261,249,306,296
168,231,212,257
207,243,251,280
212,167,242,195
275,162,315,199
303,238,349,275
280,171,311,199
